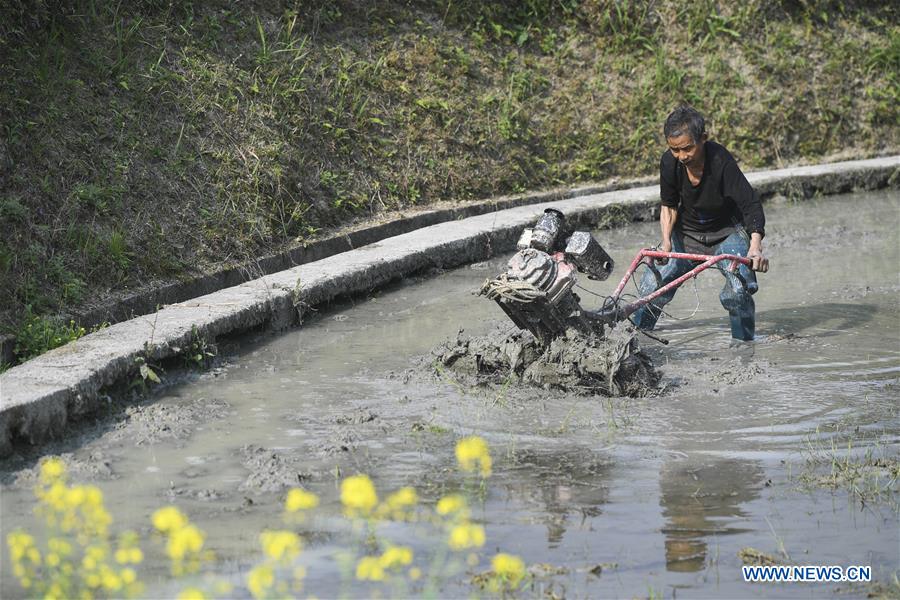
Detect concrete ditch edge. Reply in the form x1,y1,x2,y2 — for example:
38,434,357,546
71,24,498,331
1,155,898,457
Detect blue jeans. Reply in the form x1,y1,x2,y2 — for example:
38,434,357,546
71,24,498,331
631,229,759,340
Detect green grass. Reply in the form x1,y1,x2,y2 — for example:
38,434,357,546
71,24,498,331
798,427,900,508
0,0,897,364
12,310,88,363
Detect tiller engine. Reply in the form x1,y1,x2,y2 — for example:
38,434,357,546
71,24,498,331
480,209,614,346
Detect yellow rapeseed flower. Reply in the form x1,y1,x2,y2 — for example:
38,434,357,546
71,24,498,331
7,531,36,561
116,546,144,565
83,555,97,571
247,564,274,599
67,485,86,506
455,436,492,477
167,524,205,560
177,587,207,600
448,523,486,550
101,570,122,591
121,568,137,584
491,552,525,585
84,486,103,507
260,530,302,561
152,506,188,533
48,537,72,554
85,545,106,562
355,556,385,581
386,487,418,508
435,494,467,516
341,475,378,516
377,486,419,520
80,504,112,539
41,481,68,511
379,545,414,569
46,582,63,599
39,457,66,484
285,488,319,512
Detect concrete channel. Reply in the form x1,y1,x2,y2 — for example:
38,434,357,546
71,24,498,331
1,155,898,456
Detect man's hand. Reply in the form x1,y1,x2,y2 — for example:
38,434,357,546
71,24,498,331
748,250,768,272
656,238,672,265
748,234,769,272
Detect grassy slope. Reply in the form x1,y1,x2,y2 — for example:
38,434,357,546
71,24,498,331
0,0,897,362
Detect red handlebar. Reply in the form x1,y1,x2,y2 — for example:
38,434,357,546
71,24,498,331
639,250,752,267
604,249,754,322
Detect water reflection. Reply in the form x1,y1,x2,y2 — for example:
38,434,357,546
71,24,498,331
502,448,610,546
659,457,764,572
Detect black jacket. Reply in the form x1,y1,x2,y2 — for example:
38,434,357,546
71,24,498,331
660,141,765,237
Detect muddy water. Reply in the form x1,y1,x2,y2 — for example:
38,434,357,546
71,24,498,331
2,190,898,598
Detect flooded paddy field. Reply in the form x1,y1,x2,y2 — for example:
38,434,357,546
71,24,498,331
2,189,898,598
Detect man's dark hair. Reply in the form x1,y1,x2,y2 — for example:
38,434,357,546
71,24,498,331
664,105,706,143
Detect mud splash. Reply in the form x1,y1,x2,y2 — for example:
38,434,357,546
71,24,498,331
432,324,659,396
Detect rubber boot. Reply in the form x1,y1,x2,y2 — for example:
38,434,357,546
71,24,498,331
720,289,755,341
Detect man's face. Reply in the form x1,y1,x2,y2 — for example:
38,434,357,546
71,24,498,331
666,132,707,169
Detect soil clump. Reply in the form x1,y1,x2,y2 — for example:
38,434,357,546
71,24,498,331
238,444,319,493
432,325,659,397
11,450,115,486
108,397,232,447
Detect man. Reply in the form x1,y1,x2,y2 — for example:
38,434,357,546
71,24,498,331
632,105,769,341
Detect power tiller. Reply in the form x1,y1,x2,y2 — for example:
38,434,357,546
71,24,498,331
480,208,753,345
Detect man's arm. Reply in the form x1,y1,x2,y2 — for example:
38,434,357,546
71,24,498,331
723,161,768,272
658,153,679,264
654,205,678,265
659,204,677,253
